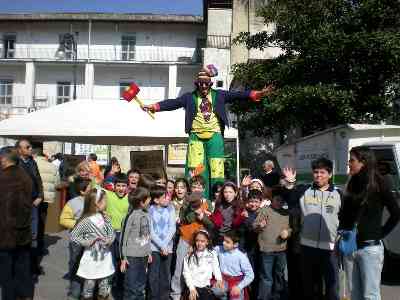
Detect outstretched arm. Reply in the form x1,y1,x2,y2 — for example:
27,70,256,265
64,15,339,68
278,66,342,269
143,94,188,113
224,84,275,104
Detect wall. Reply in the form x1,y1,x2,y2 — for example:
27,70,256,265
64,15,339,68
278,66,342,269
204,8,233,88
93,64,169,102
0,21,205,62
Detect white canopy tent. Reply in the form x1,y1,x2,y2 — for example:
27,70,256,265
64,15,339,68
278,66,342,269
0,99,240,180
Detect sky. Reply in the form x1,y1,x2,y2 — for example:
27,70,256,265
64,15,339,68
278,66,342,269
0,0,203,15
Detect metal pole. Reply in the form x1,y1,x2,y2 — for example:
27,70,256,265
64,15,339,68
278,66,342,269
236,136,240,187
73,34,77,100
72,33,77,155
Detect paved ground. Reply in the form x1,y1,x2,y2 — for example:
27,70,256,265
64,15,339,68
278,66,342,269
34,232,400,300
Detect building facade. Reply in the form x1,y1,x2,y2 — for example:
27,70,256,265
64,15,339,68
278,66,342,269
0,13,205,119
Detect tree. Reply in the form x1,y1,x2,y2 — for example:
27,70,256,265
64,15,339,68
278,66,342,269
231,0,400,138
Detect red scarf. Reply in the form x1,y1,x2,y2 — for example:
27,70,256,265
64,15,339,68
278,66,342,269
222,273,249,300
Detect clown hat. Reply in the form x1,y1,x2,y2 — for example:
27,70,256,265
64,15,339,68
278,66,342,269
196,64,218,81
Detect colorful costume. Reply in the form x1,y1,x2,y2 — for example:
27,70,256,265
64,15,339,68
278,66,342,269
150,66,264,197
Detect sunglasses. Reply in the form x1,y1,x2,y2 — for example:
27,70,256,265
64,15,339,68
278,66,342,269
196,81,212,87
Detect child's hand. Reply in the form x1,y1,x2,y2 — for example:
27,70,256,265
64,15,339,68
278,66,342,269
280,229,289,240
204,210,212,217
230,286,241,298
189,288,198,300
215,280,224,290
148,255,153,264
195,210,204,221
120,259,129,273
241,175,252,187
241,210,249,218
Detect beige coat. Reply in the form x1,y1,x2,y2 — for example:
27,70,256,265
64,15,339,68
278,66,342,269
35,156,60,203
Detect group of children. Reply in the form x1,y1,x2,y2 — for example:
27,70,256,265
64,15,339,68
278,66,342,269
60,167,293,300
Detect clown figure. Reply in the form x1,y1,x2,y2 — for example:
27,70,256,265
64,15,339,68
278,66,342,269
144,65,273,197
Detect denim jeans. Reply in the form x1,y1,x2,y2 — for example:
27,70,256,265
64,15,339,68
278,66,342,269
68,241,83,299
348,242,384,300
301,246,339,300
258,251,287,300
148,252,172,300
170,238,190,300
0,246,34,300
123,256,148,300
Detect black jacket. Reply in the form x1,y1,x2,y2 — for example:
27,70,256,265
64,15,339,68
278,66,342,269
157,89,252,134
18,157,44,200
339,173,400,242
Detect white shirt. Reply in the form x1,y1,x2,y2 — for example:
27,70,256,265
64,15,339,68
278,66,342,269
183,249,222,290
76,214,115,280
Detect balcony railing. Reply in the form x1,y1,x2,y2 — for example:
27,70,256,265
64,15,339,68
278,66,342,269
0,46,203,63
207,35,231,49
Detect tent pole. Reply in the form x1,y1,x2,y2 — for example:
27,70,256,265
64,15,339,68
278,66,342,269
236,136,240,186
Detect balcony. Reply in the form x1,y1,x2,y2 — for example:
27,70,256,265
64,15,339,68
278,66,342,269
207,35,231,49
0,46,203,64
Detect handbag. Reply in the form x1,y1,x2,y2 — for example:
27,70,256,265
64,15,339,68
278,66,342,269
338,199,367,256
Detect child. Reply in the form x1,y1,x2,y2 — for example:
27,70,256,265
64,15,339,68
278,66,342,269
127,168,141,193
211,182,224,212
119,187,152,299
183,230,224,300
166,179,175,200
215,230,254,300
59,177,92,300
255,192,291,300
241,176,271,207
282,159,342,300
211,182,242,245
105,173,130,297
190,175,212,211
171,178,190,223
170,178,189,276
148,185,176,300
232,189,262,298
70,188,115,300
170,192,214,300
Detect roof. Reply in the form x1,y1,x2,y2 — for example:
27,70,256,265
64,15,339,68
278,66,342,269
274,124,400,152
0,99,238,145
0,13,204,24
347,124,400,130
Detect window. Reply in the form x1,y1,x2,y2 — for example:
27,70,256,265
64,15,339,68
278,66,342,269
121,35,136,61
119,82,131,100
3,34,16,58
59,34,73,60
57,82,71,104
0,80,12,105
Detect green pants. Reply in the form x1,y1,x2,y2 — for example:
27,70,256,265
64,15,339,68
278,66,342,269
185,132,225,198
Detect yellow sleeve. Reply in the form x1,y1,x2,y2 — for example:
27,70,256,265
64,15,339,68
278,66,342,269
59,204,76,229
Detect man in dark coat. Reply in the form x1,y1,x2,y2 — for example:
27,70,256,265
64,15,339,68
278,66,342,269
0,146,34,300
16,139,45,275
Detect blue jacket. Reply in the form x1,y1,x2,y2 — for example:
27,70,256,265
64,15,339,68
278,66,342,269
156,89,252,134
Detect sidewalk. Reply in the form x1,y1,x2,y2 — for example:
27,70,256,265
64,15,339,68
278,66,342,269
34,232,399,300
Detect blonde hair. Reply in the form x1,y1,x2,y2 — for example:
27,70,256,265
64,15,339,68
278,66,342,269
76,161,91,174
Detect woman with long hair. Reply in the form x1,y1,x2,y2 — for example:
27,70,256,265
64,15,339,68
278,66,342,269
341,146,400,300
